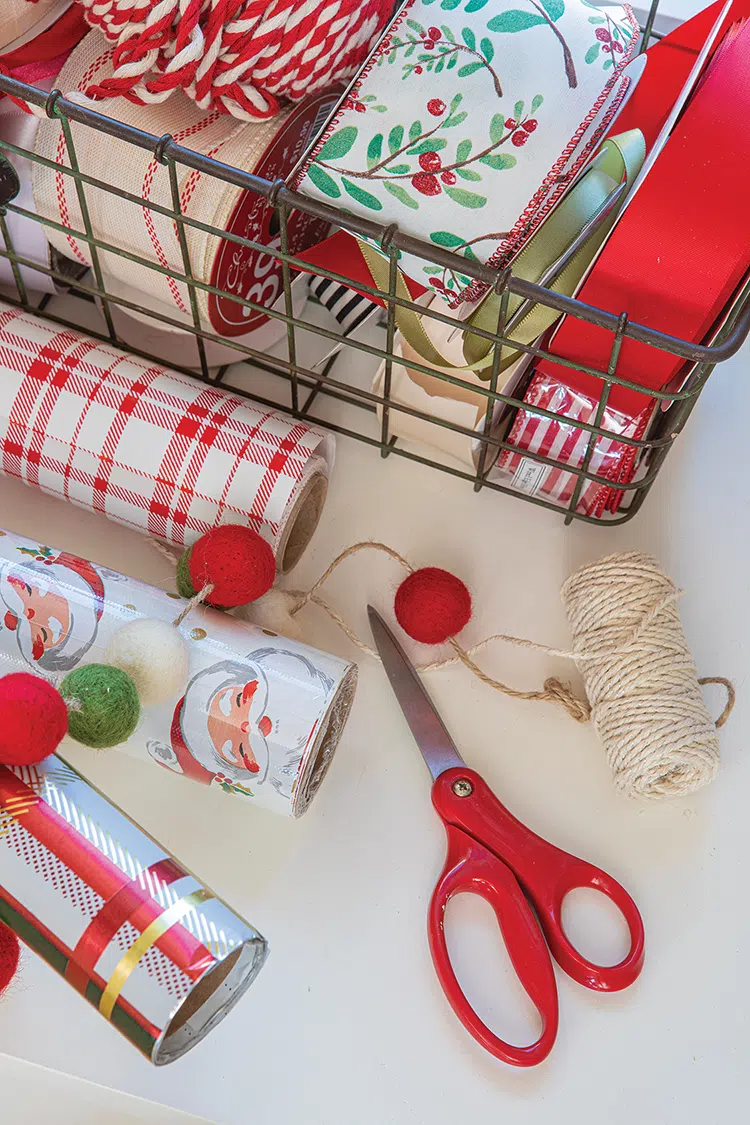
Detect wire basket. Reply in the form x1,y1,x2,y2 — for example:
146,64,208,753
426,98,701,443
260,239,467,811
0,0,747,527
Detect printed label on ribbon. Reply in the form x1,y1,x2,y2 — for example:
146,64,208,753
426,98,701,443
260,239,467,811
209,91,340,336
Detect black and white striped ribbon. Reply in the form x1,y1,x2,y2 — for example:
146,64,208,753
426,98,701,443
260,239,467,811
309,275,377,336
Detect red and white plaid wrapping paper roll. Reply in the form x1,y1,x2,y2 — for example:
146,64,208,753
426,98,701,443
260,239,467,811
493,368,649,517
0,754,267,1064
0,302,332,565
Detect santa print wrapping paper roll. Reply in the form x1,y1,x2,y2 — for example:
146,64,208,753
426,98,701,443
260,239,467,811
0,302,332,568
33,30,338,344
0,755,267,1064
0,528,357,817
295,0,639,306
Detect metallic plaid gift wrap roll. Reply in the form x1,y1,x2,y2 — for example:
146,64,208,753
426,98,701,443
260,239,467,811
0,528,357,817
0,755,267,1064
0,301,332,570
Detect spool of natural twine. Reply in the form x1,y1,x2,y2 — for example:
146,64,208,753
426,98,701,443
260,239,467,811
560,552,730,799
233,544,732,801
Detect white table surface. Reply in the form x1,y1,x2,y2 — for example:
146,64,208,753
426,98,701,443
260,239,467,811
1,1,746,1115
0,299,747,1125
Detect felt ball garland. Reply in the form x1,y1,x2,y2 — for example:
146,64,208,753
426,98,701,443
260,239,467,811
0,923,20,999
0,672,69,765
61,665,141,750
177,524,276,609
107,618,189,706
394,568,472,645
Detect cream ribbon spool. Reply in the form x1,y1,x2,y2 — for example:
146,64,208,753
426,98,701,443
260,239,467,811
0,0,71,52
33,30,321,352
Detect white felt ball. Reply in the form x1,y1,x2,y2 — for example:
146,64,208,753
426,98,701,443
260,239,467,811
107,619,189,706
234,587,304,640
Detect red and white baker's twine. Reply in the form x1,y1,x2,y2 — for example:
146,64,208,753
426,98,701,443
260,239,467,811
70,0,392,120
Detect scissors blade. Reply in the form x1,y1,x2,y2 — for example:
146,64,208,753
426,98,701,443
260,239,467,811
367,605,464,781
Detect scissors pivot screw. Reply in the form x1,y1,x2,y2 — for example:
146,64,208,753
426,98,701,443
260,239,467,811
451,778,474,798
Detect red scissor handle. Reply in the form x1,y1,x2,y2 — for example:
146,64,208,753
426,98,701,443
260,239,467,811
428,821,559,1067
433,768,645,993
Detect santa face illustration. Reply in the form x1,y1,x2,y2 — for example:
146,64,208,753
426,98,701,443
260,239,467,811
148,648,338,799
0,548,105,674
165,659,273,785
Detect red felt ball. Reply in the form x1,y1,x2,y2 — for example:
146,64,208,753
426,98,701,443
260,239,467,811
394,568,472,645
0,923,20,998
188,524,276,608
0,672,68,767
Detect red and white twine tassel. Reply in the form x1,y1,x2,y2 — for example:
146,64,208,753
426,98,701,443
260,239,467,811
71,0,393,119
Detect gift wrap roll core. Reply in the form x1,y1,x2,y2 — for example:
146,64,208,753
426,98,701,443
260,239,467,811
0,528,357,817
33,31,338,357
0,754,267,1063
0,301,332,569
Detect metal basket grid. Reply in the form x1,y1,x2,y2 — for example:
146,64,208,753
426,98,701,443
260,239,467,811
0,0,747,526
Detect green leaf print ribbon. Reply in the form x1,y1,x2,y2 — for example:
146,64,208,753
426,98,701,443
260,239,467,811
359,127,645,380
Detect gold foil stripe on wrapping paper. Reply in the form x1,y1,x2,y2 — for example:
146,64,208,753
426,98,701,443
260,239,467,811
99,889,214,1021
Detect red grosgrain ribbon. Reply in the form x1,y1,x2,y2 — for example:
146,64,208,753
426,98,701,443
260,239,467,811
537,13,750,421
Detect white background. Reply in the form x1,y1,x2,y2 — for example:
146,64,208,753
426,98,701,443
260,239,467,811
2,1,748,1121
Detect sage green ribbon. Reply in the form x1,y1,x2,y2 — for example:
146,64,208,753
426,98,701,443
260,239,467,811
359,128,645,380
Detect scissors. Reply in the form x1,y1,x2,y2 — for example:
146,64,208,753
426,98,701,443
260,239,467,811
368,606,644,1067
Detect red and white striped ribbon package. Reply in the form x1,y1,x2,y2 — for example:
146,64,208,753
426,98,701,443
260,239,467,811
0,302,332,567
492,368,648,516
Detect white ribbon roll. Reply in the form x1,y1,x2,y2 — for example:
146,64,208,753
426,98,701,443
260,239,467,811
0,0,71,52
33,31,337,349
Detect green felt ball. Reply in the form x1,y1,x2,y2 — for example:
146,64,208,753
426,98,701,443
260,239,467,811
61,664,141,749
176,547,197,600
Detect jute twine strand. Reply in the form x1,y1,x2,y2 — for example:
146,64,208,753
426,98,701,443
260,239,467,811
288,543,733,798
154,538,733,798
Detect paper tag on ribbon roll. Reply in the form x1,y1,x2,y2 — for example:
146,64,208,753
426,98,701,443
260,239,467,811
33,30,337,340
295,0,640,306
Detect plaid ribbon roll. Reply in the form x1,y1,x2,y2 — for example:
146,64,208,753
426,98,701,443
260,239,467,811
0,302,333,566
0,753,267,1064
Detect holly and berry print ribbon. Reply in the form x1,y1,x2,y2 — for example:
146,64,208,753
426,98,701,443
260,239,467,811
296,0,639,306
